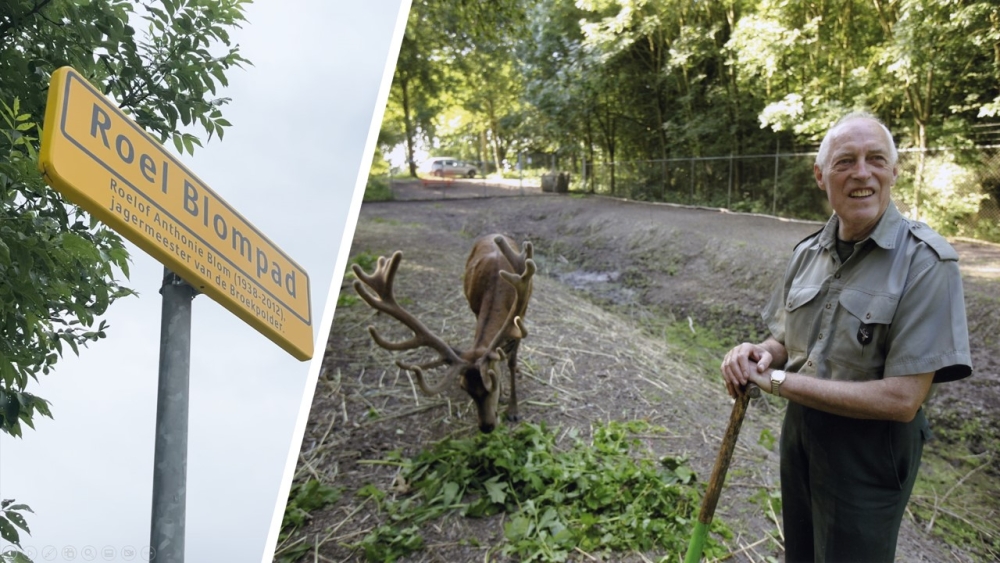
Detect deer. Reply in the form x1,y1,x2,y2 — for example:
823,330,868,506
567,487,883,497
351,234,535,433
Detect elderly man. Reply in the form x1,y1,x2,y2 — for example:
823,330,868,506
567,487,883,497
720,112,972,562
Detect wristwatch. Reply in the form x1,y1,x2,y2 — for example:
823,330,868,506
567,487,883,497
770,370,787,397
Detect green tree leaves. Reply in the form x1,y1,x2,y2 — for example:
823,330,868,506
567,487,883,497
0,100,133,440
382,0,528,176
0,499,33,554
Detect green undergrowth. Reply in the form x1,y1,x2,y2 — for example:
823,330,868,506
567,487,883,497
363,176,395,202
625,307,747,383
277,479,344,562
908,428,1000,561
354,420,731,562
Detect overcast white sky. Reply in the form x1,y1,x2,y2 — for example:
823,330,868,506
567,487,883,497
0,1,407,561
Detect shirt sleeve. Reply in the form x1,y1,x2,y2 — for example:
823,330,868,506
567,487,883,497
883,255,972,382
762,275,787,345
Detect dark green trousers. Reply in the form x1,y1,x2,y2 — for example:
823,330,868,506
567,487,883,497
780,402,929,563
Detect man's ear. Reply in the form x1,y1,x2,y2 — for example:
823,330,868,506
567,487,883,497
814,163,825,190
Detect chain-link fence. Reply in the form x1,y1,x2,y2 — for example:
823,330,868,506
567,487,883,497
571,147,1000,243
583,152,826,220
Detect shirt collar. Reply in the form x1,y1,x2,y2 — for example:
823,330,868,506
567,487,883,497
817,200,903,251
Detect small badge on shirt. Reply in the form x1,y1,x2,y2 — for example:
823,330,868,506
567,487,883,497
857,323,874,345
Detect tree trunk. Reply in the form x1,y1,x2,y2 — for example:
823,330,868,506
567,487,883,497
400,76,417,178
585,111,596,194
486,98,504,172
479,129,489,174
914,119,927,221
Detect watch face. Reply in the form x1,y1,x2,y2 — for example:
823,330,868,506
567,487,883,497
771,370,785,396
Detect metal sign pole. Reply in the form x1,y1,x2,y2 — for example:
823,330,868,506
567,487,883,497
149,267,198,562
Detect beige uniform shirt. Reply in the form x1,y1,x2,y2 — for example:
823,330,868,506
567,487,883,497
763,201,972,383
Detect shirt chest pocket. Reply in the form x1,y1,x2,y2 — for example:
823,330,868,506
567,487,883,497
783,285,822,357
834,288,899,374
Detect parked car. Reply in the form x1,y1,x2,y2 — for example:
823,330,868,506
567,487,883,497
427,157,479,178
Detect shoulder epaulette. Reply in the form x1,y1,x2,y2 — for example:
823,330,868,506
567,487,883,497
908,222,959,261
793,227,824,251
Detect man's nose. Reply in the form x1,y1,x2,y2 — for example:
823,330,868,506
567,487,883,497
851,158,872,179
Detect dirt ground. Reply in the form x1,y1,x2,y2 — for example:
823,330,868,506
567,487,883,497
279,180,1000,563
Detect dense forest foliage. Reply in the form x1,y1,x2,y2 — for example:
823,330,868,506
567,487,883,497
378,0,1000,239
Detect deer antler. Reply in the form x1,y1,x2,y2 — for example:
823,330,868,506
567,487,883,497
353,252,467,394
483,257,536,356
482,348,508,395
396,360,463,395
490,235,534,341
494,236,533,270
477,243,535,396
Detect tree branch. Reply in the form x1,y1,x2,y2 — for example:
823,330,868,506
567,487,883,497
0,0,57,44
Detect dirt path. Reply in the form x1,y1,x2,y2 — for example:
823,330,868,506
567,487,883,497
284,188,999,562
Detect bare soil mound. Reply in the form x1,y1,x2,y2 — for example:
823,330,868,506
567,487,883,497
281,190,999,562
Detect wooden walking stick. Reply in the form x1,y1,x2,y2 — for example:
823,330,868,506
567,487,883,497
684,383,760,563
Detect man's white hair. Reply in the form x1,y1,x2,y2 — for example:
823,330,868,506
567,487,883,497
815,111,898,169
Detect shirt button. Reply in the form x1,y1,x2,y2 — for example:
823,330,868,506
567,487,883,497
825,303,831,309
865,313,871,319
818,333,823,339
835,273,841,279
807,361,814,367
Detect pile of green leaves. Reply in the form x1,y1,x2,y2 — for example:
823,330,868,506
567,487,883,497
355,420,730,562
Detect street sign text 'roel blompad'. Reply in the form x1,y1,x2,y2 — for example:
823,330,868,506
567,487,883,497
38,67,313,361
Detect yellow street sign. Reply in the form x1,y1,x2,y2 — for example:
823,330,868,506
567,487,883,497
38,67,313,361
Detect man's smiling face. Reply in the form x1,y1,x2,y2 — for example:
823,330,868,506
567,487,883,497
814,117,899,242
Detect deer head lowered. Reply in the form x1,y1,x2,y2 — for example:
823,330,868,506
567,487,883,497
352,234,535,433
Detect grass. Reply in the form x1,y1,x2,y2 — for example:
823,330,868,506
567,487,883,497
621,306,742,385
